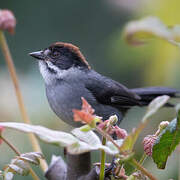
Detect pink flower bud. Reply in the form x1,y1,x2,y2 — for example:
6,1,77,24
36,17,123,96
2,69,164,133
142,135,157,156
114,126,128,139
97,121,106,130
97,120,109,130
0,10,16,34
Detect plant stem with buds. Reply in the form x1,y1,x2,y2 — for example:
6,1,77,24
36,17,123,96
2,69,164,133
95,127,121,151
99,137,106,180
0,31,48,172
95,127,156,180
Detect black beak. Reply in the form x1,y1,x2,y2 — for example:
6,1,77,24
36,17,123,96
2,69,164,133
29,50,44,60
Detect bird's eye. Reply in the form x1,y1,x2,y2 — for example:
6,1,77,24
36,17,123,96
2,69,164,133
51,51,60,58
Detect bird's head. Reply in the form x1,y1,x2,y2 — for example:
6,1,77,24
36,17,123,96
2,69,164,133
29,42,90,84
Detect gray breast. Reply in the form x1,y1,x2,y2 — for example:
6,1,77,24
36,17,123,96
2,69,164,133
45,72,123,127
46,82,81,126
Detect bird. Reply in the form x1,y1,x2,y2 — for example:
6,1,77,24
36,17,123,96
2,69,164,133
29,42,179,127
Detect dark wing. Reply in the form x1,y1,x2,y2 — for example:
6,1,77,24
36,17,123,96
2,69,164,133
85,70,141,107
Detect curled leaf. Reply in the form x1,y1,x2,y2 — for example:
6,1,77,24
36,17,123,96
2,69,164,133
4,152,44,177
143,95,170,122
123,16,180,46
19,152,44,165
5,159,29,176
7,163,29,176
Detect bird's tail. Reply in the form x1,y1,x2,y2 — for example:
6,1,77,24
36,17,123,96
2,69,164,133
131,87,180,107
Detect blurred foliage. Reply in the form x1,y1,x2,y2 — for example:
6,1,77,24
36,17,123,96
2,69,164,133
141,0,180,86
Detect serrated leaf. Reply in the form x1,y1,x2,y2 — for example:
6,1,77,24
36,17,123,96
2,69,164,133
0,122,121,155
123,16,180,46
120,96,169,152
152,110,180,169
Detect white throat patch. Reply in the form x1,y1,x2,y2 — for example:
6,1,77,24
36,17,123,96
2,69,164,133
38,61,74,84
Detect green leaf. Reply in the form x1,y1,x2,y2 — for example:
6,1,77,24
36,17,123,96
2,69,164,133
123,16,180,46
120,96,169,152
79,124,92,132
0,122,121,155
152,110,180,169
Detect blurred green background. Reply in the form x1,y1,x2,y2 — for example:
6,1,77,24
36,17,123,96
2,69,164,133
0,0,180,179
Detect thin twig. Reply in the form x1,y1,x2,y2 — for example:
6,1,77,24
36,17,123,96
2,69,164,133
95,127,120,149
1,135,40,180
99,137,106,180
139,153,147,165
131,152,147,174
131,158,157,180
0,136,20,155
0,31,48,172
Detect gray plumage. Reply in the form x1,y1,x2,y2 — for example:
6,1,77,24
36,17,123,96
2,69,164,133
29,42,180,127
